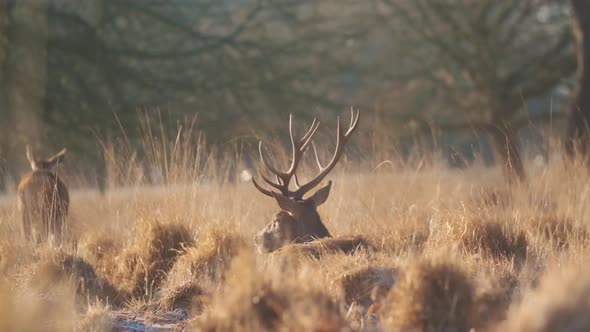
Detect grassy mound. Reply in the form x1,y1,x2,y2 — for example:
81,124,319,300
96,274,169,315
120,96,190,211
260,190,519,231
110,218,194,299
380,256,475,332
498,265,590,332
24,248,120,305
196,253,348,331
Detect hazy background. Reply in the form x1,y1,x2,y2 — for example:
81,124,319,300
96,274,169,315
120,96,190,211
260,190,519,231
0,1,579,191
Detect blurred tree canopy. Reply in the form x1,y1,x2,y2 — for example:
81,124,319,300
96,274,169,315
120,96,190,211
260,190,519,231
369,0,574,182
0,0,578,190
566,0,590,158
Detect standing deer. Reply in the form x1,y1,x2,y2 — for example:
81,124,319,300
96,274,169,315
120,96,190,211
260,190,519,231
252,110,365,254
18,146,69,244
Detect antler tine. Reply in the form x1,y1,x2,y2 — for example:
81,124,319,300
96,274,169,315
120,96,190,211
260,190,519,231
286,113,298,176
310,114,343,171
252,176,274,197
293,110,360,199
286,117,319,175
253,114,322,197
300,119,319,150
346,108,360,136
258,141,287,178
255,141,290,195
259,167,286,191
345,107,360,136
310,141,323,170
299,118,319,145
293,172,301,189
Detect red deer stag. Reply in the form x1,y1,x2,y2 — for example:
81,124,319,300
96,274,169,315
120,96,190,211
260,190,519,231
252,110,367,254
18,146,69,244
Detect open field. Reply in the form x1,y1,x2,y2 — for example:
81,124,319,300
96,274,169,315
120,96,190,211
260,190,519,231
0,1,586,331
1,152,590,331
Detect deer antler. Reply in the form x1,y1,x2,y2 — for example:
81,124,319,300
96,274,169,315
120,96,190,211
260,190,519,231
252,109,360,199
253,114,319,197
292,109,359,198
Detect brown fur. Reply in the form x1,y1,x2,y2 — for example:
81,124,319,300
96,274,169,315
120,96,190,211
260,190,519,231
252,111,360,253
274,235,374,259
254,187,333,253
18,147,69,244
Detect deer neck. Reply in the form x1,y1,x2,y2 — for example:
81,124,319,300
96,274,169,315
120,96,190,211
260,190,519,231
294,210,332,242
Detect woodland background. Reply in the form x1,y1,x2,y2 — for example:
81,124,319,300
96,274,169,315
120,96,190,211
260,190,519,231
1,1,589,190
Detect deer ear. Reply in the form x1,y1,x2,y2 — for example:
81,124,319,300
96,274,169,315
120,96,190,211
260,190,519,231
45,148,67,167
25,145,39,170
26,145,35,164
306,181,332,207
271,192,298,213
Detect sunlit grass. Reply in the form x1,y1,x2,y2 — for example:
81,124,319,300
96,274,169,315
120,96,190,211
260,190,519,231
1,118,590,331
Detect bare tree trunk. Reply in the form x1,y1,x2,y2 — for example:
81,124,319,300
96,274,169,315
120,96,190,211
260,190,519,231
488,122,526,184
0,1,10,192
566,0,590,158
6,0,48,154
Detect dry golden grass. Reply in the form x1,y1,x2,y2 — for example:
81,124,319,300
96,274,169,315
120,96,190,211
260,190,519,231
164,226,248,289
195,252,349,332
157,279,207,313
336,265,398,308
428,215,528,263
108,218,194,299
498,264,590,332
379,254,475,332
75,304,116,332
2,132,590,330
22,247,119,305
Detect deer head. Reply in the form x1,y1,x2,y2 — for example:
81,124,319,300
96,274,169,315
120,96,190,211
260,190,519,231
26,145,67,171
252,110,360,253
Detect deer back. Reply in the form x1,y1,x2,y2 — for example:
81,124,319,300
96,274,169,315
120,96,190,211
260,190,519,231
18,170,69,220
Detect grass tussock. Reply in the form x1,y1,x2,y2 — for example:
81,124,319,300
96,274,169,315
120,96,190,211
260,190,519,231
461,220,527,262
157,279,207,313
431,217,528,263
472,271,519,330
196,253,349,332
0,280,76,331
0,240,32,275
359,205,431,255
523,215,589,249
77,233,120,277
336,266,398,308
23,248,119,305
165,226,247,287
75,303,117,332
380,255,475,332
381,224,430,254
110,218,194,299
498,265,590,332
